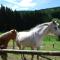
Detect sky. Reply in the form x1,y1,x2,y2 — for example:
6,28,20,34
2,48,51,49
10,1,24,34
0,0,60,11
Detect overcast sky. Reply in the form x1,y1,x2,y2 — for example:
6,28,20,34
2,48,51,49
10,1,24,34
0,0,60,11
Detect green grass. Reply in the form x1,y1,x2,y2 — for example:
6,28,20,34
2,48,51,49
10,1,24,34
41,35,60,51
0,35,60,60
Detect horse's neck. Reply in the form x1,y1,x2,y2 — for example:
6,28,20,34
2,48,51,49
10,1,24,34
30,22,49,33
39,26,49,35
34,25,49,39
0,31,11,37
0,30,13,41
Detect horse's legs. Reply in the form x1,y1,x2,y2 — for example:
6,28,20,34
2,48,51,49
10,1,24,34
19,45,26,60
22,46,26,60
18,45,22,59
31,47,34,60
31,54,34,60
37,47,40,60
13,40,15,49
0,46,8,60
1,52,7,60
1,47,7,60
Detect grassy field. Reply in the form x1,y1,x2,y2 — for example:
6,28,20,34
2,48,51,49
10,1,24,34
0,35,60,60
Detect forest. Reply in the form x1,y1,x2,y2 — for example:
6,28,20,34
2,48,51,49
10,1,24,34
0,5,60,31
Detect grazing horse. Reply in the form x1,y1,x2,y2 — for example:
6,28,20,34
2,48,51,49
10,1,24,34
0,29,17,60
16,21,60,60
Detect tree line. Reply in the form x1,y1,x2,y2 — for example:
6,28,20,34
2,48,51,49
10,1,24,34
0,5,60,31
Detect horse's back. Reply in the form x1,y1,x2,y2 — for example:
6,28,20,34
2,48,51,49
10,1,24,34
16,31,33,39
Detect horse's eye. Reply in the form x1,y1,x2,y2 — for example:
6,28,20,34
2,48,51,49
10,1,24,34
54,27,57,30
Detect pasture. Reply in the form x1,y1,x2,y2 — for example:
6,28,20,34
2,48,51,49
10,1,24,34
0,34,60,60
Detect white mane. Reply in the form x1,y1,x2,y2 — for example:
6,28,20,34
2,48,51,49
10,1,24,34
30,22,52,33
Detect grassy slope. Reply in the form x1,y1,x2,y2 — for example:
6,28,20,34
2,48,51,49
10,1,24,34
42,35,60,51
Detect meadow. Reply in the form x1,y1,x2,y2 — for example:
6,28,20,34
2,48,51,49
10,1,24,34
0,35,60,60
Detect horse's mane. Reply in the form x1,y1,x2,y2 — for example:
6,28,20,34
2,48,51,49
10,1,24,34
30,22,52,31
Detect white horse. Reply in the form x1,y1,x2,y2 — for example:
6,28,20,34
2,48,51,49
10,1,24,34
16,21,60,60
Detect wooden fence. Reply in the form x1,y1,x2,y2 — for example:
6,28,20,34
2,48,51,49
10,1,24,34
0,49,60,60
0,49,60,56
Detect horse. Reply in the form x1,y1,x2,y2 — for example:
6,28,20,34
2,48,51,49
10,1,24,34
16,21,60,60
0,29,17,60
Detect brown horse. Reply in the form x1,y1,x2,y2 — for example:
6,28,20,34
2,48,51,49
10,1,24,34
0,29,17,60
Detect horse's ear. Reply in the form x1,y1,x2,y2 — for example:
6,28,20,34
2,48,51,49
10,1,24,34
52,21,55,24
13,29,17,32
52,20,57,24
11,29,17,33
52,20,60,26
52,18,57,24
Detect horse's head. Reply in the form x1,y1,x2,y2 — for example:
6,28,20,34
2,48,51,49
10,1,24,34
48,20,60,36
10,29,17,39
0,29,17,49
